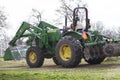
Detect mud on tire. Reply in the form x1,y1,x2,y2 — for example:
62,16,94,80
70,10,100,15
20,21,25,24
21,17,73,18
56,36,83,68
26,46,44,68
84,46,105,64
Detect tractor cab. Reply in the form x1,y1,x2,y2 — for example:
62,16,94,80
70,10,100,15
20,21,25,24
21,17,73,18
72,7,91,32
63,7,91,35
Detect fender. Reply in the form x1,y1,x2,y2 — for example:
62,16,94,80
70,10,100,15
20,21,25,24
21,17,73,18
63,31,83,40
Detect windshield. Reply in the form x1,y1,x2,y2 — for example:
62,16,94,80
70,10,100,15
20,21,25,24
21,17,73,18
76,9,86,30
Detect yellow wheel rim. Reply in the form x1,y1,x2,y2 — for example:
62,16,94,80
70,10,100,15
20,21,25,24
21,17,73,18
29,51,37,63
59,44,72,61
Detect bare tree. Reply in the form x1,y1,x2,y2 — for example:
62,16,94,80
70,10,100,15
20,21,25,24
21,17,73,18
91,21,104,33
117,27,120,38
103,29,118,38
91,21,119,39
0,7,7,28
28,8,43,26
0,7,8,56
0,30,10,56
55,0,87,26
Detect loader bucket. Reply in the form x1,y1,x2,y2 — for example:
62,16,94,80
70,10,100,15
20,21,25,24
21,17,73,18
4,46,28,61
4,48,13,60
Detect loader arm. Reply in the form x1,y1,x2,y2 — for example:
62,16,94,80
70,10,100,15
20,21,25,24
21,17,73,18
9,22,43,46
9,21,59,47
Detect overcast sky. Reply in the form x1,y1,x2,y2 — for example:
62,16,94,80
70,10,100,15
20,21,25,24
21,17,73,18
87,0,120,28
0,0,120,36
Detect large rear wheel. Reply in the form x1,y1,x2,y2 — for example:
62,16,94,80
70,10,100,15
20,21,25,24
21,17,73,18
56,36,83,68
26,46,44,68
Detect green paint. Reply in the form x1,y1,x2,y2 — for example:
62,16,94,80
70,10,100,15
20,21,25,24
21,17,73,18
4,21,61,60
3,48,13,60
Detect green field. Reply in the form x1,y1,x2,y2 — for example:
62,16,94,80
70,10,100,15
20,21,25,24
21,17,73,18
0,57,120,80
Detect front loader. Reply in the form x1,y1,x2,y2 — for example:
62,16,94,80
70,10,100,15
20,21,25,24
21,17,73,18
4,21,62,67
4,7,120,68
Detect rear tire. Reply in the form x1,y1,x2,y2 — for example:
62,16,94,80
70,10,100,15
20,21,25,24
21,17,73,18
84,46,105,64
26,46,44,68
87,57,105,64
56,36,83,68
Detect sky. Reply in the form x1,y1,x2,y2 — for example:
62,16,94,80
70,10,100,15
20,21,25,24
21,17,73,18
0,0,60,36
87,0,120,28
0,0,120,36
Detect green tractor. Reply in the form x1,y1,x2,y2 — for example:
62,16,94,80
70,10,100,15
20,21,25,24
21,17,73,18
4,7,120,68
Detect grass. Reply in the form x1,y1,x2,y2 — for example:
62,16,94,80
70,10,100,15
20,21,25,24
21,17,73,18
0,57,120,80
0,69,120,80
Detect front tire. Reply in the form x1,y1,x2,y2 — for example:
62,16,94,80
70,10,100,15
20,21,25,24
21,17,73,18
56,36,83,68
26,46,44,68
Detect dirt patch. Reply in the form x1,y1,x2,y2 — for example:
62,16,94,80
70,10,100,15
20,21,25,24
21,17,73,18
1,58,120,80
0,58,120,71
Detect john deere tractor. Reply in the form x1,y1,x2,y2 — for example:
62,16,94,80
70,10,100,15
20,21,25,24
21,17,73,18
4,7,120,68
